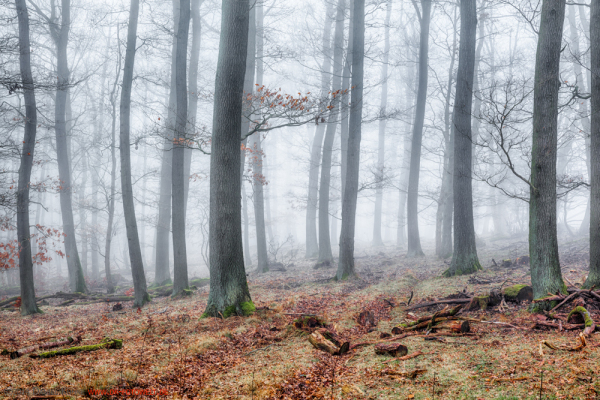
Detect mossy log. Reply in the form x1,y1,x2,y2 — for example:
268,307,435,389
375,343,408,357
31,338,122,358
502,285,533,302
0,296,20,308
7,336,81,359
308,331,349,356
568,306,596,335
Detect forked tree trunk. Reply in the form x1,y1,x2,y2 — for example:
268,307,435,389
15,0,41,315
120,0,149,307
172,0,191,295
372,0,391,248
317,0,345,267
529,0,566,302
585,0,600,288
305,2,334,259
203,0,253,317
444,0,481,277
406,0,431,258
337,0,364,281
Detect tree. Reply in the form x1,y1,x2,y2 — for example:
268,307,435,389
372,0,392,248
120,0,150,307
444,0,481,277
305,2,334,259
203,0,253,317
29,0,87,293
317,0,345,268
585,0,600,288
15,0,41,315
529,0,566,303
172,0,190,295
337,0,364,281
406,0,431,258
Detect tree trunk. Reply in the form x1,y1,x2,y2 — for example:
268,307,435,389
78,147,88,277
578,4,592,236
585,0,600,288
444,0,481,277
251,134,269,273
184,0,202,215
15,0,41,316
406,0,431,258
529,0,566,303
305,2,334,259
337,0,364,281
120,0,149,307
317,0,345,267
372,0,391,248
154,0,180,286
341,0,354,202
436,5,458,259
242,182,252,266
172,0,191,295
203,0,253,317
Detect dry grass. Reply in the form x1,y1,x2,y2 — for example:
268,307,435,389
0,239,599,399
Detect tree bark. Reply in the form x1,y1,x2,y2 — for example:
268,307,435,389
15,0,41,316
317,0,345,267
120,0,149,307
406,0,431,258
585,0,600,288
305,2,334,259
250,134,269,273
337,0,364,281
372,0,392,248
203,0,253,317
578,4,592,236
529,0,566,302
172,0,191,295
341,0,354,202
444,0,481,277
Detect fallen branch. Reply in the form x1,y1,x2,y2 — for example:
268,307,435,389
375,343,408,357
30,338,122,358
567,306,596,335
5,336,81,359
381,350,424,364
405,298,471,311
540,333,586,355
0,296,19,308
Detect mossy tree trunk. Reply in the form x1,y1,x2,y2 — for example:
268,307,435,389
204,0,253,317
445,0,481,277
529,0,566,301
585,0,600,289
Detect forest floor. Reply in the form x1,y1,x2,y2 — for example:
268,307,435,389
0,236,599,399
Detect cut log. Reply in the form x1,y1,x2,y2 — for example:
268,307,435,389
416,304,463,323
7,336,81,359
30,338,122,358
357,310,376,327
308,331,348,356
430,320,470,334
375,343,408,357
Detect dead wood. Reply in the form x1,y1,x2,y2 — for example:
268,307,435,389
375,343,408,357
357,310,376,327
404,298,472,311
430,320,470,334
307,330,348,356
382,351,424,364
0,296,19,308
7,336,81,359
381,368,427,379
567,306,596,335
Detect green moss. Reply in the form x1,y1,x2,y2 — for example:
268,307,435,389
223,305,237,318
503,284,528,298
199,312,209,320
478,296,490,310
568,306,593,327
190,278,209,287
241,301,255,315
36,338,122,358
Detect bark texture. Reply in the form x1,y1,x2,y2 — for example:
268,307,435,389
203,0,253,317
337,0,364,281
529,0,566,302
445,0,482,277
15,0,41,315
406,0,431,258
120,0,149,307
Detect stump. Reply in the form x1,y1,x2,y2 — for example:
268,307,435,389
375,343,408,357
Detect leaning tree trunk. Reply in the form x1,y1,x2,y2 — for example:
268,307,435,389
317,0,345,268
305,2,334,259
444,0,481,277
585,0,600,288
203,0,253,317
406,0,431,258
120,0,149,307
529,0,566,303
15,0,41,315
53,0,87,293
337,0,364,281
372,0,391,248
172,0,190,295
154,0,180,286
